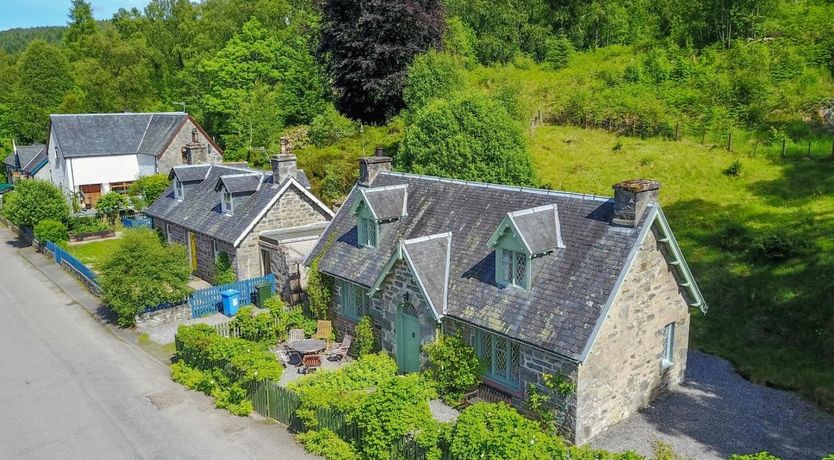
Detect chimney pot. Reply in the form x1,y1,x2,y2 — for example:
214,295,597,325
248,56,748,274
271,153,297,184
280,137,289,155
612,179,660,227
359,156,392,187
375,146,384,157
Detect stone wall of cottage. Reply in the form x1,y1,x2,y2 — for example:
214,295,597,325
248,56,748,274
236,184,331,279
575,228,691,444
153,217,237,282
259,240,294,303
157,118,222,174
332,259,439,367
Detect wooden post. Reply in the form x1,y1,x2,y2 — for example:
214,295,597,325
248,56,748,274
753,137,759,156
701,131,706,145
727,131,732,151
675,124,680,141
808,139,812,158
781,139,787,158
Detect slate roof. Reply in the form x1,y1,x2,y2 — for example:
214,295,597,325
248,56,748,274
146,163,323,246
308,172,652,361
360,185,408,220
509,204,564,254
50,113,187,158
4,144,47,173
215,174,264,194
401,233,452,317
171,165,211,182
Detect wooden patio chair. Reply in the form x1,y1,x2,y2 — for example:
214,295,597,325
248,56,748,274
313,320,332,345
327,334,353,361
288,328,305,343
301,354,322,374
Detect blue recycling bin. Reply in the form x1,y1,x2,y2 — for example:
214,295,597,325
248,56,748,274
221,289,240,317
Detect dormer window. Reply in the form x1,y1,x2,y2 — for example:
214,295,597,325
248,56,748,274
358,216,377,248
350,184,407,250
499,249,528,288
221,188,233,215
174,178,184,201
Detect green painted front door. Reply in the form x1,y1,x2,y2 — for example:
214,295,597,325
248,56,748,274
397,305,421,373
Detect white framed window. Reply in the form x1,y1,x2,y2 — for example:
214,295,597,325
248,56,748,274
357,217,377,248
174,179,184,200
340,279,369,320
221,189,233,215
662,322,675,368
165,223,172,244
213,240,220,260
474,329,521,389
497,248,529,289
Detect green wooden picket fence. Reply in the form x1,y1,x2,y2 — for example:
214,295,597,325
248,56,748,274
247,380,446,460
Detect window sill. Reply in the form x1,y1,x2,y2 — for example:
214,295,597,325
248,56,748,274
661,359,675,370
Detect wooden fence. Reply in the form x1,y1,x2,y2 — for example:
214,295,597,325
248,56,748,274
189,274,275,318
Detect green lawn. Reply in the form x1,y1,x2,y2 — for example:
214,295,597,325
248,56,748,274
531,125,834,411
66,237,122,272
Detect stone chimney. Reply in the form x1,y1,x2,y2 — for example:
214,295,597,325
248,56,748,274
280,137,289,155
359,156,392,187
271,153,298,184
612,179,660,227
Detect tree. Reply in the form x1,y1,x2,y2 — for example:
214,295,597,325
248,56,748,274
398,93,536,186
13,41,74,142
95,192,127,226
213,251,237,285
402,50,465,112
317,0,445,122
423,333,483,405
1,180,69,228
64,0,96,47
128,174,170,205
99,228,191,326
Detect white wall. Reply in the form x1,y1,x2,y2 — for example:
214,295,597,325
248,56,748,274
138,153,157,176
68,154,142,189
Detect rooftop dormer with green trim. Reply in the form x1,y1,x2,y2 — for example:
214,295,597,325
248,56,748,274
350,184,408,249
487,204,565,290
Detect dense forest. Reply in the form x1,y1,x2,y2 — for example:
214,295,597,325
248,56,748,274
0,0,833,411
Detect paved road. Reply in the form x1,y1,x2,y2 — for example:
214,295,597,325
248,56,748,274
0,229,315,459
590,350,834,460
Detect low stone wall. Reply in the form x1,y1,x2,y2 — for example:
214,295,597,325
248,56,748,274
135,302,191,328
59,259,102,295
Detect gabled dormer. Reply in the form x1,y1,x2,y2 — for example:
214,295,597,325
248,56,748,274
214,173,265,216
487,204,565,290
170,165,211,201
350,184,408,249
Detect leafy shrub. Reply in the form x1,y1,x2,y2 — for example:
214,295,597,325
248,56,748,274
309,106,356,147
306,252,332,320
444,16,477,62
282,306,317,337
68,215,109,235
729,453,782,460
753,229,806,260
34,219,68,243
95,191,127,225
348,373,440,460
2,180,69,228
403,50,465,111
527,372,576,434
213,251,236,285
543,36,574,70
129,195,145,211
717,222,750,251
100,229,191,326
724,159,743,177
448,402,562,460
296,429,358,460
231,306,276,344
475,35,517,65
128,174,170,205
423,333,483,405
353,315,376,357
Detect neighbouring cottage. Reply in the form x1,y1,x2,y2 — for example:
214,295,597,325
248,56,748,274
145,153,333,303
46,112,223,208
3,141,49,184
306,156,707,444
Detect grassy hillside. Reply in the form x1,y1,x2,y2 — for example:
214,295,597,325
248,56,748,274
532,125,834,410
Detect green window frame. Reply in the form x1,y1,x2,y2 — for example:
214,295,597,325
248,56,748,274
340,279,369,320
474,329,521,389
497,248,530,289
357,216,378,248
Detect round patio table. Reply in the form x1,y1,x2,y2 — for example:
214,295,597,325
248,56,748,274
289,338,326,355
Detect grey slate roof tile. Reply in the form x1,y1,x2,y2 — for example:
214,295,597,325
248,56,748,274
171,165,212,182
403,233,451,316
5,144,47,173
215,174,264,194
361,185,407,220
510,205,562,254
309,172,649,360
50,113,186,158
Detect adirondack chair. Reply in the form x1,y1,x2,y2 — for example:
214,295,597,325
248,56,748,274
288,328,305,343
327,334,352,361
301,354,321,374
313,320,332,345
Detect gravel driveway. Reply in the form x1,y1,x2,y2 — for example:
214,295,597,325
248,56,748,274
589,350,834,460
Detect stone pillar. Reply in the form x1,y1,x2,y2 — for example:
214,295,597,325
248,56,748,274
612,179,660,227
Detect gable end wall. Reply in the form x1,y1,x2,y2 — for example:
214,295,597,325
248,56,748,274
157,118,221,174
575,227,691,444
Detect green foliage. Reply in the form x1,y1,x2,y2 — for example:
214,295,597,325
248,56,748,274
296,429,358,460
306,252,332,320
317,0,445,122
213,251,237,285
128,174,170,206
64,0,96,47
99,229,191,326
34,219,68,244
399,93,535,186
752,229,807,261
448,402,562,460
353,315,376,357
403,50,465,111
444,17,477,62
527,372,576,434
724,160,743,177
308,106,356,148
348,373,440,460
95,192,127,225
67,215,108,235
423,333,483,405
544,36,574,70
2,180,69,228
0,26,64,54
12,40,74,142
728,454,782,460
230,306,276,344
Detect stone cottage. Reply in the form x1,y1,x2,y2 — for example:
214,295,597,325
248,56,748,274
145,154,333,303
306,156,707,444
3,141,49,183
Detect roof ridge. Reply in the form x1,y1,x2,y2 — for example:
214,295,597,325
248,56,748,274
403,232,452,245
508,203,558,217
381,171,610,202
51,112,187,117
